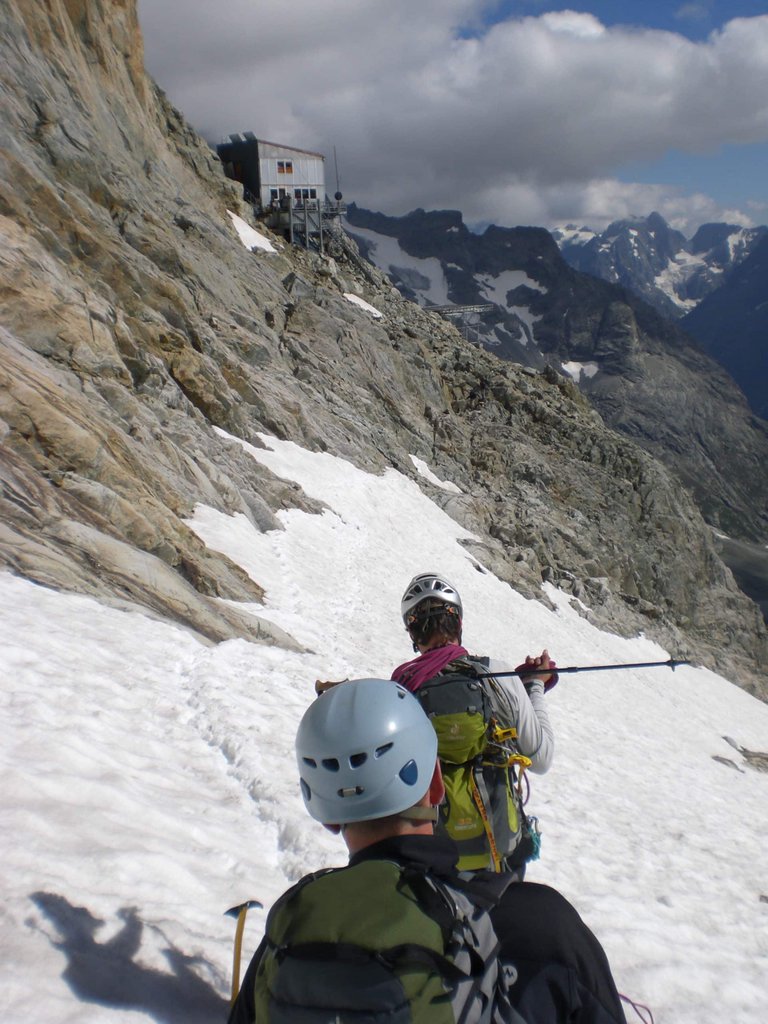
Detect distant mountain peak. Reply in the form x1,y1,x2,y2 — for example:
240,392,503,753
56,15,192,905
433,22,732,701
555,211,767,320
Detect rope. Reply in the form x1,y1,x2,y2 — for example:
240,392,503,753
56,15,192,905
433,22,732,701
468,772,502,872
619,993,655,1024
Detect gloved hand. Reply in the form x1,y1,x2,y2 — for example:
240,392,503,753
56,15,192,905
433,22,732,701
515,650,559,693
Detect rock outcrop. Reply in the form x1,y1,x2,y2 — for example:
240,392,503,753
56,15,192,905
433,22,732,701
0,0,766,696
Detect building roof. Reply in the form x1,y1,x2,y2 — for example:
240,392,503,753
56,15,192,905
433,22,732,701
224,134,325,160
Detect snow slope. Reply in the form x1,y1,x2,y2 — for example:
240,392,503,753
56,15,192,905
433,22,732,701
343,221,451,306
227,211,278,254
2,430,767,1024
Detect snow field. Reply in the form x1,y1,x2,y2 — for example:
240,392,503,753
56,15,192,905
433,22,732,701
1,429,766,1023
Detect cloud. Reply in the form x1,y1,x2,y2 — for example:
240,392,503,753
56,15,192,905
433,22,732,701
138,3,768,232
675,3,712,23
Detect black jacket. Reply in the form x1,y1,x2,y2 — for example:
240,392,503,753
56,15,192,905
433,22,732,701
228,834,626,1024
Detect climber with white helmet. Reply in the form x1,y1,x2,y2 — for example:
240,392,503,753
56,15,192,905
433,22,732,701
393,572,556,876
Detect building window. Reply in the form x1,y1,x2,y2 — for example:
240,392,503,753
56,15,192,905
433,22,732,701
277,160,293,174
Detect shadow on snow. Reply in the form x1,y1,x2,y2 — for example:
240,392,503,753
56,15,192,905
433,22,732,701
30,891,229,1023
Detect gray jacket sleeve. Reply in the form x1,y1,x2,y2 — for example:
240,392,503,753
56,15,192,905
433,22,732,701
487,658,555,774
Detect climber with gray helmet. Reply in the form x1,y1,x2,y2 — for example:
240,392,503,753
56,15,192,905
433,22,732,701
296,675,442,829
392,572,556,876
227,678,625,1024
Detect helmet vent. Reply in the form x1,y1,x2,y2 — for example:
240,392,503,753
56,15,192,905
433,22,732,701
349,752,367,768
321,758,340,772
398,759,419,786
302,757,317,768
374,742,393,758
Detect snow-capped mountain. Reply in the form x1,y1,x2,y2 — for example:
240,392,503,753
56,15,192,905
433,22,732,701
346,206,551,361
343,204,768,547
682,231,768,421
552,212,766,320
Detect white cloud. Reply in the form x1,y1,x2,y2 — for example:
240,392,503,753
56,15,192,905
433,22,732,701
494,178,757,234
138,4,768,232
675,3,712,23
540,10,606,37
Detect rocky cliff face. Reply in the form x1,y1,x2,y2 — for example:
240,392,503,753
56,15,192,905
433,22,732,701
682,233,768,421
1,0,766,696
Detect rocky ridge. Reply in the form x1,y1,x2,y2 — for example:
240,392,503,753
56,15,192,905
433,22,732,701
0,0,766,696
682,232,768,421
345,206,768,547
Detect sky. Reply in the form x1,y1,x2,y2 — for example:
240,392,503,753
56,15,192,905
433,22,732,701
2,418,767,1024
137,1,768,235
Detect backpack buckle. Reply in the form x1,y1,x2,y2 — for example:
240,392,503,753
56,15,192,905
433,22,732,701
490,725,518,744
507,754,532,770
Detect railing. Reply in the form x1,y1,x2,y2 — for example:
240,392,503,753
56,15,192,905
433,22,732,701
429,303,495,316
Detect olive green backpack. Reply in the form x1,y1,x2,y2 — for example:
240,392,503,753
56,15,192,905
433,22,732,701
415,657,537,873
252,857,523,1023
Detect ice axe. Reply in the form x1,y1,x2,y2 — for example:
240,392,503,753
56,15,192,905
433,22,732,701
225,899,262,1004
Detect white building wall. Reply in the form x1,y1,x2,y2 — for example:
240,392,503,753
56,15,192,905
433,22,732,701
257,141,325,207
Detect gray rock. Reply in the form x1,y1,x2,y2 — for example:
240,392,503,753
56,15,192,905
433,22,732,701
0,0,765,697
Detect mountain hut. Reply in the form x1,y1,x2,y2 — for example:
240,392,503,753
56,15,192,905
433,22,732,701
217,134,344,252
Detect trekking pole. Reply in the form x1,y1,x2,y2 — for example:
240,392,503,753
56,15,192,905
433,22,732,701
225,899,262,1005
480,658,689,680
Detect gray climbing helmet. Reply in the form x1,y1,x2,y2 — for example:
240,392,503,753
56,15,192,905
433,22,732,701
400,572,463,625
296,679,438,824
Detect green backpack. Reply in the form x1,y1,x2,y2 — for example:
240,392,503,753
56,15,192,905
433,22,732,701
415,657,536,873
252,858,523,1024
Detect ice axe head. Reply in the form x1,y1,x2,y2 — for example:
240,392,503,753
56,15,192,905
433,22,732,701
225,899,262,918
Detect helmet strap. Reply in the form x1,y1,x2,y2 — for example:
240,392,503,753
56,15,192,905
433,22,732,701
408,605,455,626
407,604,462,652
397,804,439,824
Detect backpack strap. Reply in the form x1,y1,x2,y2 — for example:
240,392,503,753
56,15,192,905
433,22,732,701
454,869,518,908
398,864,456,932
264,865,340,920
440,655,490,676
271,938,473,984
396,864,500,983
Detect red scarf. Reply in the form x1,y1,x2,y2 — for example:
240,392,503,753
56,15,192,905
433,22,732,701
391,643,468,692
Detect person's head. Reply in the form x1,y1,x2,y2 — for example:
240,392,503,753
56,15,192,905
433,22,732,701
401,573,463,651
295,678,443,852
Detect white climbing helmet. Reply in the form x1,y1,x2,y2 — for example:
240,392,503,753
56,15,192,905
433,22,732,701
400,572,463,625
